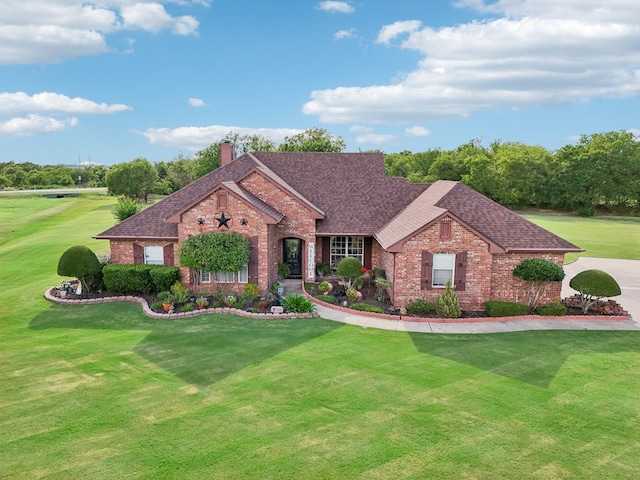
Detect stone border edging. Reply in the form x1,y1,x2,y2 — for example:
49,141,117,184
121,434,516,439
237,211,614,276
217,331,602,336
300,285,631,323
44,288,318,320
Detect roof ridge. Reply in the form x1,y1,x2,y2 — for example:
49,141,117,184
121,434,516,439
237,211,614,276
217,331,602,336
374,180,458,250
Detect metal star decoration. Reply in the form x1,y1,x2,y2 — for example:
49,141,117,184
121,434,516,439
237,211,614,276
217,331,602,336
215,212,231,228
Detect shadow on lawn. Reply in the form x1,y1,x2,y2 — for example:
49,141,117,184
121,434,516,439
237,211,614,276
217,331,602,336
409,330,640,388
30,303,341,387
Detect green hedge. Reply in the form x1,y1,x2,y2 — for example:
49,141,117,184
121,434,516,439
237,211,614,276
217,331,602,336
535,303,567,316
485,301,528,317
103,264,180,295
407,298,435,315
315,294,336,304
350,303,385,314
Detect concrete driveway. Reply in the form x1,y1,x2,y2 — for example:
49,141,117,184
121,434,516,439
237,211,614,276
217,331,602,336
562,257,640,326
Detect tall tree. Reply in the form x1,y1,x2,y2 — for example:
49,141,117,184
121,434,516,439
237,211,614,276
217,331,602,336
105,158,158,202
278,127,346,152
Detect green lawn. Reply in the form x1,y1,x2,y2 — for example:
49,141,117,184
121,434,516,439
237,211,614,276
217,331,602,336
2,194,640,479
522,213,640,263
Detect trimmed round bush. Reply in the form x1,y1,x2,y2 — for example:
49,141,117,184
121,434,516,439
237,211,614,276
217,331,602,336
57,245,101,292
569,270,621,297
512,258,565,282
336,257,363,280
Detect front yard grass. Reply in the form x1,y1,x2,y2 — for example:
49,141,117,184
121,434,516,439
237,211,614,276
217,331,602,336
1,193,639,479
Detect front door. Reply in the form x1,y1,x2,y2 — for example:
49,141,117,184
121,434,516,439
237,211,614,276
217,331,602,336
283,238,302,277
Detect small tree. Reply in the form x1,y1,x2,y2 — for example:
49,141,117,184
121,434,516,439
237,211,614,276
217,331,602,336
57,245,101,293
569,269,622,314
512,258,565,312
336,257,362,289
435,281,461,318
178,232,249,290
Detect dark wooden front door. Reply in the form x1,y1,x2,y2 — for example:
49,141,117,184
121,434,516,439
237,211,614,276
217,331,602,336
283,238,302,277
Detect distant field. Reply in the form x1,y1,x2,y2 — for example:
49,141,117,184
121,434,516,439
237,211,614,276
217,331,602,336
1,194,639,479
522,213,640,263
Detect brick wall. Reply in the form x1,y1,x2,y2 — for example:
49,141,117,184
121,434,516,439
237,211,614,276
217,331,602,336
109,239,177,265
391,217,492,310
490,252,565,306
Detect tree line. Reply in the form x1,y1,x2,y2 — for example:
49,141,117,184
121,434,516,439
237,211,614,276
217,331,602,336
2,128,637,216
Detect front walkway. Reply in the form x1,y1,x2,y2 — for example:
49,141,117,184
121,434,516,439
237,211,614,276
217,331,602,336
283,277,640,335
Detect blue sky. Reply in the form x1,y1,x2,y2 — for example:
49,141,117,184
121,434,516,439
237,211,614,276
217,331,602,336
1,0,639,166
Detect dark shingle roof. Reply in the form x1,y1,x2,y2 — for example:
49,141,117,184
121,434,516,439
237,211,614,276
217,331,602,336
95,151,581,253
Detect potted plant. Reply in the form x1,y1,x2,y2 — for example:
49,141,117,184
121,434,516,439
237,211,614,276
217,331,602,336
277,261,291,280
224,295,236,308
158,291,173,312
318,280,333,294
316,261,332,278
195,296,209,309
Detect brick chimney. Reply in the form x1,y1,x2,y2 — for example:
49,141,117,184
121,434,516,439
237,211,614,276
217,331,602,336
219,141,235,167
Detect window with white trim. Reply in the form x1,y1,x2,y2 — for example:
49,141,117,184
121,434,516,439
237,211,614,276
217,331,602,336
330,236,364,266
212,265,249,284
432,253,455,287
144,246,164,265
200,270,211,283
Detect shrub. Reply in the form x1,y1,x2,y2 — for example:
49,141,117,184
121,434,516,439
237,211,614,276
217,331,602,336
336,257,363,288
485,301,528,317
157,291,171,303
535,302,567,316
373,267,386,279
170,281,190,306
244,283,259,298
435,281,461,318
112,197,141,222
282,294,315,314
315,294,336,304
181,304,194,312
351,303,384,314
150,302,163,311
512,258,565,311
407,298,435,315
374,277,391,302
569,269,622,314
103,264,154,294
57,245,102,293
149,266,181,293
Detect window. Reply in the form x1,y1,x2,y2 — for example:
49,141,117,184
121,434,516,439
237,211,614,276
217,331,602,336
144,246,164,265
432,253,455,287
330,236,364,266
212,265,249,284
200,270,211,283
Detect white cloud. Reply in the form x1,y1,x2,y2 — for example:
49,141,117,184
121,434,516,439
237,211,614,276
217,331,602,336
304,1,640,124
335,29,357,40
349,125,372,133
376,20,423,45
316,1,355,14
354,133,396,144
405,126,430,137
188,97,206,107
0,1,206,64
0,92,132,115
0,114,78,137
628,128,640,139
139,125,303,151
0,91,130,137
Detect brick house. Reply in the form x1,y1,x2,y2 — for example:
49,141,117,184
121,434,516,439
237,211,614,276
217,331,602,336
95,143,581,310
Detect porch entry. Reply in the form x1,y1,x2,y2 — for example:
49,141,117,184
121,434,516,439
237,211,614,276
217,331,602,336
283,238,302,278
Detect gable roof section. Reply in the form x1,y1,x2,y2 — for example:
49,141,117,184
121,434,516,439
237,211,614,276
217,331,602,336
95,155,259,239
375,180,456,251
253,151,427,235
437,182,582,252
